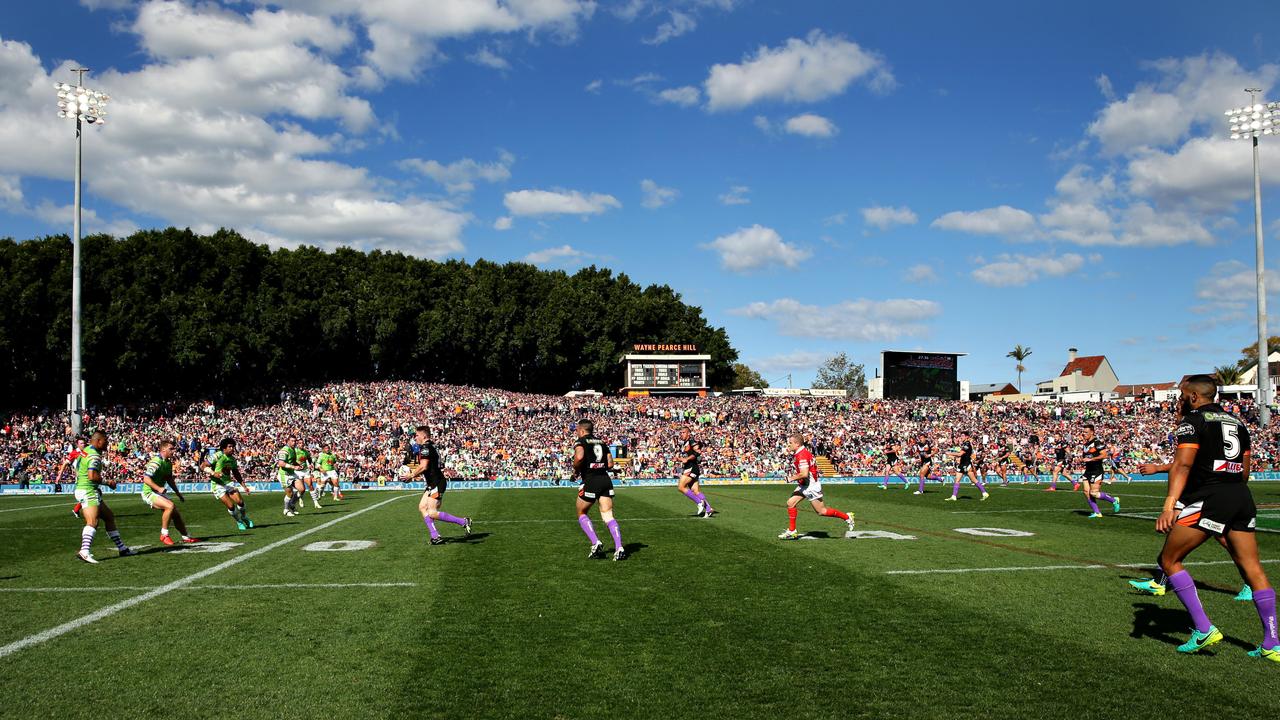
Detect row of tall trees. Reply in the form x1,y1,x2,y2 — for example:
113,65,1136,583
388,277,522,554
0,228,738,409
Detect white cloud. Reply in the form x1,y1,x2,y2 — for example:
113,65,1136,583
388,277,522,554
503,189,621,217
584,78,603,93
703,224,810,272
523,244,585,265
656,85,700,106
822,211,847,226
730,297,941,341
753,115,773,133
861,205,918,230
902,264,936,283
468,46,510,70
1127,137,1280,210
752,350,832,373
931,205,1036,237
644,10,696,44
399,151,514,194
718,185,750,205
640,179,678,209
1191,259,1280,324
494,216,514,230
1087,53,1279,157
971,252,1089,287
0,24,468,258
783,113,838,138
704,30,895,111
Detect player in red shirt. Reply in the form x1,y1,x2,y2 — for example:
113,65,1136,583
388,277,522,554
778,433,855,540
53,437,87,517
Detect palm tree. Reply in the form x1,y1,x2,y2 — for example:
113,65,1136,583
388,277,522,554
1214,364,1244,386
1007,344,1033,393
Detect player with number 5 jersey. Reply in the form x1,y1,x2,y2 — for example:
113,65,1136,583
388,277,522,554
1153,374,1277,661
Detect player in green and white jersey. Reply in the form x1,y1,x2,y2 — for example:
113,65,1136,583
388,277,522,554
277,437,305,516
75,430,136,564
140,440,200,546
315,445,342,501
295,445,321,509
202,437,254,530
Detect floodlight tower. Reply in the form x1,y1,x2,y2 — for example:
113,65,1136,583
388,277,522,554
54,69,108,435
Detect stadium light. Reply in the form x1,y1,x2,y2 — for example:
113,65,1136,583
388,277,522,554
54,68,109,436
1225,90,1276,425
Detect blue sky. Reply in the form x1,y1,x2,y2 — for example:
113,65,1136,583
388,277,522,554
2,0,1280,390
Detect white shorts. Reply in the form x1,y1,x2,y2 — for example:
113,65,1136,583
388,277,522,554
794,482,824,502
140,488,166,508
212,482,238,500
319,471,337,481
74,487,103,508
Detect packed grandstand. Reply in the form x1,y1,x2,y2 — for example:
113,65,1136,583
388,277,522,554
2,381,1272,486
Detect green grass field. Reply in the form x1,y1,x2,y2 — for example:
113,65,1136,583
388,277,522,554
2,480,1278,720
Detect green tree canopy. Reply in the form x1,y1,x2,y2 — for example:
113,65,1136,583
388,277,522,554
727,363,769,391
812,353,867,398
0,228,738,408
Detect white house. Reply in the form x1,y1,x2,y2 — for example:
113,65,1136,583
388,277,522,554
1035,348,1120,395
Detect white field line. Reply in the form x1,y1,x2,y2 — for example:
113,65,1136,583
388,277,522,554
998,485,1171,500
0,582,416,593
479,516,703,524
1114,511,1280,533
0,493,412,660
886,558,1280,576
0,525,205,531
0,503,74,514
950,507,1165,515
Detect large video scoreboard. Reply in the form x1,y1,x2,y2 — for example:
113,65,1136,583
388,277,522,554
881,351,964,400
621,344,709,395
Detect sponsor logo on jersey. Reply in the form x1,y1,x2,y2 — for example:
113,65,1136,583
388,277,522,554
1212,460,1243,473
1174,425,1196,437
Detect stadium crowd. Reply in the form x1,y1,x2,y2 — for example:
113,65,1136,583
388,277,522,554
2,381,1277,487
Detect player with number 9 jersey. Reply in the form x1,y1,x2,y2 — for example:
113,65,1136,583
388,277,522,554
573,419,625,561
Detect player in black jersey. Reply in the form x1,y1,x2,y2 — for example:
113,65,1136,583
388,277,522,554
1047,439,1071,492
676,428,715,517
880,438,908,490
1077,425,1119,518
945,432,989,501
911,437,935,495
411,426,471,545
574,419,625,561
1153,376,1276,658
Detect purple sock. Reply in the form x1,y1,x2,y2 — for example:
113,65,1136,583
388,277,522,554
423,515,439,540
974,478,987,493
1169,570,1213,633
1097,492,1116,503
694,492,711,511
578,515,600,544
606,519,622,550
951,480,961,496
683,489,700,505
917,477,926,492
1255,587,1278,649
1085,496,1100,513
437,511,466,526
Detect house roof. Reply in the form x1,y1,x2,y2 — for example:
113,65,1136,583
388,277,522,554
1056,355,1106,378
970,383,1018,395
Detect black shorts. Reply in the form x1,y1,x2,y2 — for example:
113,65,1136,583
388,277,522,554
423,478,447,499
1177,484,1257,536
578,475,615,503
1082,470,1103,483
918,458,932,468
681,465,701,480
959,460,971,471
885,454,898,464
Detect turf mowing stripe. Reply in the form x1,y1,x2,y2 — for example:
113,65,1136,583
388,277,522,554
0,582,417,593
885,558,1280,575
0,492,412,660
0,502,75,514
